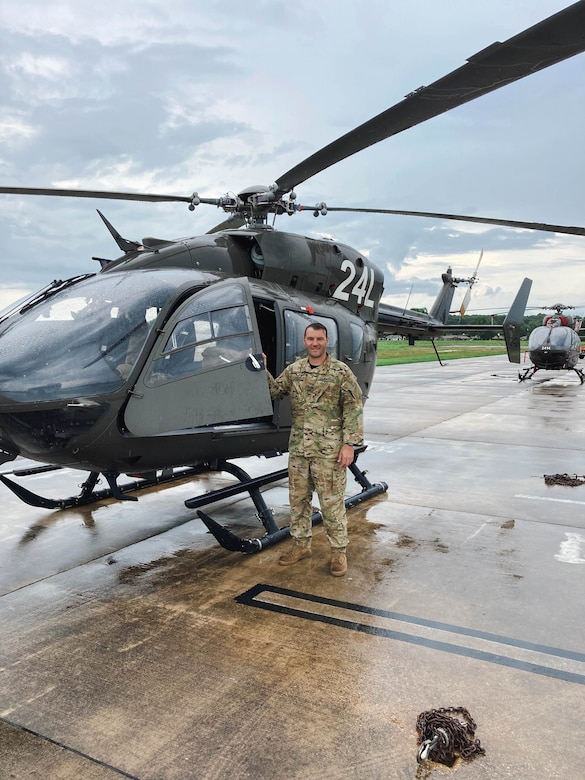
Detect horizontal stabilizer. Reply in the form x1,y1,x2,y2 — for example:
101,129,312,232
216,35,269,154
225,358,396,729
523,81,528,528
503,278,532,363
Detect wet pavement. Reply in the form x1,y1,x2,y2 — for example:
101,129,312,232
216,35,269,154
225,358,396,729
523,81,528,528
1,354,584,779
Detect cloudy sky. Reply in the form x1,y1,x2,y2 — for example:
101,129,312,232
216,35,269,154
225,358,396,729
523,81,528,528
1,0,584,317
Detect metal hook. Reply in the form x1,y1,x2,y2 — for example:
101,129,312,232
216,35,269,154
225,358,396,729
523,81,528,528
416,728,449,764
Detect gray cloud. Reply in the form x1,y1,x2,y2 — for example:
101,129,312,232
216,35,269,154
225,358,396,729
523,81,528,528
0,0,583,311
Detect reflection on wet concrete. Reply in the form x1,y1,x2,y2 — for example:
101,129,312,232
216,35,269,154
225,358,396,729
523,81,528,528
1,355,585,778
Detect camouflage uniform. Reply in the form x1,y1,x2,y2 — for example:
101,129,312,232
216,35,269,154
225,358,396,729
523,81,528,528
267,354,364,550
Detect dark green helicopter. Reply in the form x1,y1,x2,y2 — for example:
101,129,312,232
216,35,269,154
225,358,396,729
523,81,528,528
0,1,584,552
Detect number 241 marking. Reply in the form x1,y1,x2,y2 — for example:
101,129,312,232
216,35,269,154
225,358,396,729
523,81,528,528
332,259,375,306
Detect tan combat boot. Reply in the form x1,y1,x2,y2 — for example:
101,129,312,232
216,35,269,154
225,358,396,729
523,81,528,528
330,550,347,577
279,543,312,566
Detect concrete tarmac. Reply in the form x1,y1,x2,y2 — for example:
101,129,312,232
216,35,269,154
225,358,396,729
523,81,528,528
1,354,584,779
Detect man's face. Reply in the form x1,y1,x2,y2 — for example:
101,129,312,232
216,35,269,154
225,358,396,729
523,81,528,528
304,327,328,361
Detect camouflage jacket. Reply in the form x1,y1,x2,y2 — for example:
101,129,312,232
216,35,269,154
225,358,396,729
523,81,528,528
266,354,364,459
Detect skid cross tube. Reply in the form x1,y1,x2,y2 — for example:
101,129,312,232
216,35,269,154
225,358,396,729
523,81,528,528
190,449,388,554
185,460,287,534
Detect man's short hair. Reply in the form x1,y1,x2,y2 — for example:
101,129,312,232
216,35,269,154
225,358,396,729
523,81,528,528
304,322,328,338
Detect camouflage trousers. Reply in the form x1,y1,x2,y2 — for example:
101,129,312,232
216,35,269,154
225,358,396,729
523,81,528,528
287,454,349,550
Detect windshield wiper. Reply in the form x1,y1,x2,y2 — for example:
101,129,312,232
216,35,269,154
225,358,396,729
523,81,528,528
16,274,95,317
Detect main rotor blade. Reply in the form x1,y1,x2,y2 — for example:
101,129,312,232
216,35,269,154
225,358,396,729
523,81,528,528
326,207,585,237
274,1,585,194
0,186,195,203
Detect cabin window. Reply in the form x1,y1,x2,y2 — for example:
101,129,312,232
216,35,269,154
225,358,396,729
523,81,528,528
147,284,254,385
283,310,338,366
349,322,364,363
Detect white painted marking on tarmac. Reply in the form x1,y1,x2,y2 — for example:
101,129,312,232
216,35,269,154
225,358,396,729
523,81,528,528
463,523,488,543
515,494,585,506
555,533,585,564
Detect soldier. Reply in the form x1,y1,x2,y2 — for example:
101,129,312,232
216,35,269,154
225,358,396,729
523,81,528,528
264,322,364,576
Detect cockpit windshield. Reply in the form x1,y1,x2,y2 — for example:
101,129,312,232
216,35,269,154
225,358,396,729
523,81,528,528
528,325,574,351
0,270,198,402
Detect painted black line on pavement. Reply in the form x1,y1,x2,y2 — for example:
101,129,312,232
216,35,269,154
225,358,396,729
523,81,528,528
0,716,143,779
236,583,585,686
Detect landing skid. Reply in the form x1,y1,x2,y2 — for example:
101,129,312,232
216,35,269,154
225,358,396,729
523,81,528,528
519,365,585,384
185,447,388,554
0,451,388,554
0,464,209,509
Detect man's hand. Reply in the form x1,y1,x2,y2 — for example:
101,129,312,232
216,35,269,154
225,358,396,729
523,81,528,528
337,443,355,468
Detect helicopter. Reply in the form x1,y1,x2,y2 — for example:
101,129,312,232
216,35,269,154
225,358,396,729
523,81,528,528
0,2,584,553
519,304,585,383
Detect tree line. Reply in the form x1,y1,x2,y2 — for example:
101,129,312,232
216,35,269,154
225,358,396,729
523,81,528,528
446,311,552,338
407,308,553,339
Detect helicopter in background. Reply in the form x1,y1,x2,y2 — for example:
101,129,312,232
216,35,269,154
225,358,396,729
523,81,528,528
519,304,585,383
0,2,584,553
376,249,532,366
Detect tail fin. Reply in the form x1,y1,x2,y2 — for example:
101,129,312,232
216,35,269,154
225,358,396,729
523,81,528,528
503,278,532,363
429,268,457,324
430,255,484,325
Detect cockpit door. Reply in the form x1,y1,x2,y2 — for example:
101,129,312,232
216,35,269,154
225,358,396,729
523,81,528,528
124,279,272,435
